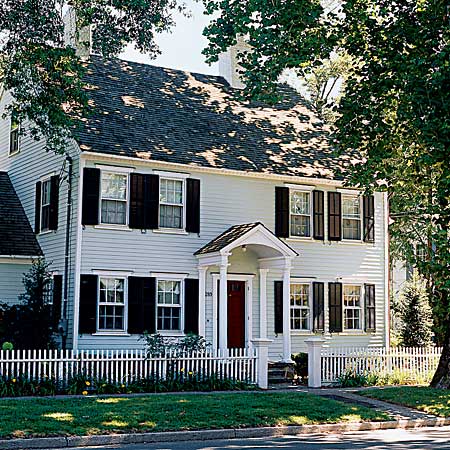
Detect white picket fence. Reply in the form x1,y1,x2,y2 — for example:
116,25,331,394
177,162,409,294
321,346,442,384
0,348,259,386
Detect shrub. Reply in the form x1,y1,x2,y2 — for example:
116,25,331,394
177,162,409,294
141,332,210,357
2,342,13,351
292,353,308,379
397,274,433,347
336,369,370,387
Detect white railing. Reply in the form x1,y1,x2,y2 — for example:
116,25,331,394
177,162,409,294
321,346,442,384
0,348,259,387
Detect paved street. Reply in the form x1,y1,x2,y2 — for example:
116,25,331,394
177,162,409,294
61,426,450,450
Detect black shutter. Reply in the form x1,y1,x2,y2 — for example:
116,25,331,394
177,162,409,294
82,168,100,226
35,181,41,234
363,195,375,243
147,174,159,229
313,190,325,240
329,282,343,333
49,175,59,231
365,284,376,332
184,278,199,334
52,275,63,329
275,187,289,238
274,280,284,334
186,179,201,233
79,275,98,334
328,192,342,241
312,282,325,332
128,277,156,334
129,174,159,230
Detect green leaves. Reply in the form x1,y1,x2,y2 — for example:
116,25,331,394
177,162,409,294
0,0,186,154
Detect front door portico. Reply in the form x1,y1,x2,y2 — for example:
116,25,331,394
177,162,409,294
195,222,299,362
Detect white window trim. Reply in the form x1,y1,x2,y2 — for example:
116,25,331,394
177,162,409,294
99,170,130,227
8,116,20,156
39,176,52,235
96,276,128,334
342,283,364,332
341,194,363,242
289,188,313,240
156,277,185,335
153,170,190,179
290,281,312,332
158,176,186,232
95,164,135,174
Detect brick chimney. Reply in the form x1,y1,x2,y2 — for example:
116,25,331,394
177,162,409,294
218,36,251,89
63,8,91,58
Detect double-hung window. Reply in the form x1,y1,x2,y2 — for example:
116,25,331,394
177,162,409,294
40,178,52,232
290,283,311,331
290,190,311,237
159,178,184,229
157,279,182,331
9,114,20,155
100,172,128,225
98,277,126,331
343,285,362,330
342,195,362,240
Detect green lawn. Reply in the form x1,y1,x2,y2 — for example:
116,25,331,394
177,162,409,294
0,392,388,439
361,386,450,417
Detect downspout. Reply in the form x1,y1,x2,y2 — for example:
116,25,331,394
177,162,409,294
72,156,85,350
61,155,73,349
384,192,391,348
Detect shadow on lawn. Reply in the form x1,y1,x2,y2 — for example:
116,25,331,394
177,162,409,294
0,393,388,439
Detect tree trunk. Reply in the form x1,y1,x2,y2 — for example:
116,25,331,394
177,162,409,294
430,290,450,388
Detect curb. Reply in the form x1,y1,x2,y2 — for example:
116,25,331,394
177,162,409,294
2,418,450,449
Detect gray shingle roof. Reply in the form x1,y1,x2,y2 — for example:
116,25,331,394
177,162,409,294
0,172,42,257
75,56,353,180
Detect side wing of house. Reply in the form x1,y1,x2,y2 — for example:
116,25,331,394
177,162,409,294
0,90,80,347
75,153,389,359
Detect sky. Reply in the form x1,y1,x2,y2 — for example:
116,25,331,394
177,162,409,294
121,0,218,76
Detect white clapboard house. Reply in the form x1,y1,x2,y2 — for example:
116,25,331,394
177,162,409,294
0,38,389,361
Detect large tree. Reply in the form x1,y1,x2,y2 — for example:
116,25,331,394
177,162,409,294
0,0,186,153
203,0,450,386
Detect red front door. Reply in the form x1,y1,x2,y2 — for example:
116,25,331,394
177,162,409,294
227,280,246,348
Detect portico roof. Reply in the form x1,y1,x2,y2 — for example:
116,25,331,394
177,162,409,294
194,222,298,258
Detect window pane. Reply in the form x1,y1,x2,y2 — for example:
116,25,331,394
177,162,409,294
291,191,310,215
101,199,126,224
291,215,311,237
343,218,361,240
41,205,50,231
342,197,360,218
101,173,127,200
160,205,182,228
157,306,181,331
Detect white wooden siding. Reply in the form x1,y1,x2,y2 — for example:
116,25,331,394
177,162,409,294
79,158,388,358
0,92,81,347
0,262,30,304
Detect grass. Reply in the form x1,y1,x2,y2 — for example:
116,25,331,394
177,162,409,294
361,386,450,417
0,392,389,439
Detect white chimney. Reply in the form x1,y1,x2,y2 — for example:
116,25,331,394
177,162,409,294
218,36,251,89
63,8,92,58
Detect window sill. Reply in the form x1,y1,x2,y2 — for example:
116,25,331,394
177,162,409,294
337,331,366,336
286,237,316,243
157,331,184,337
153,229,189,236
335,240,369,246
92,332,131,337
39,230,54,236
8,151,20,157
94,225,133,232
291,331,314,336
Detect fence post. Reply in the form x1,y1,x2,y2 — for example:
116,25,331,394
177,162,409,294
305,337,325,388
251,338,272,389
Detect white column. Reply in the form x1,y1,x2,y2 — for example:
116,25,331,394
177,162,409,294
259,268,269,339
219,259,228,351
305,337,325,388
251,338,273,389
198,267,207,338
282,263,292,362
